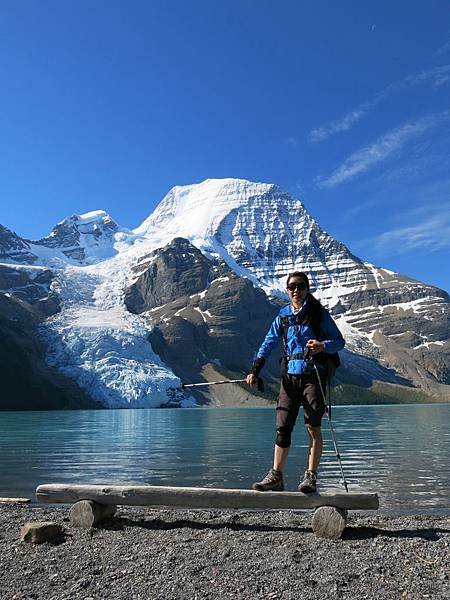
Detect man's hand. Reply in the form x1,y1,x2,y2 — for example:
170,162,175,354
306,339,325,355
246,373,258,386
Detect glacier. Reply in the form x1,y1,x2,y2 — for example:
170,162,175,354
37,264,183,408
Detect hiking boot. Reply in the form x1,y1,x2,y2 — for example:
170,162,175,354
252,469,284,492
298,470,317,493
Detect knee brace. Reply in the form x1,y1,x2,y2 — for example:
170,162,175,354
275,427,292,448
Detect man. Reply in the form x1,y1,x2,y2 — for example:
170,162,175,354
246,271,345,493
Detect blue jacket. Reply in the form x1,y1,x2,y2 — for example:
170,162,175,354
257,298,345,375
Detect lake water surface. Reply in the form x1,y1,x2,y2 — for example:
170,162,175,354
1,404,449,512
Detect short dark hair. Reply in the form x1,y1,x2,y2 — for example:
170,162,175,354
286,271,310,289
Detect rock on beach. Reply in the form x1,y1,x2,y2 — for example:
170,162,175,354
0,505,449,599
20,521,64,544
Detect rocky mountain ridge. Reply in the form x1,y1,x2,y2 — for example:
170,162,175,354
0,178,449,408
0,211,132,267
126,237,421,406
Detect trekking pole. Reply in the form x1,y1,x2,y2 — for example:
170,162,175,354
181,377,265,392
181,379,246,388
310,360,349,493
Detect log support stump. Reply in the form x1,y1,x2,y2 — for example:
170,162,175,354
311,505,348,539
69,500,117,529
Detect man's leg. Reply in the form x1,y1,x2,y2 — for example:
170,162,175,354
273,374,300,472
306,425,323,472
273,444,289,472
252,375,300,491
298,373,326,493
298,424,322,492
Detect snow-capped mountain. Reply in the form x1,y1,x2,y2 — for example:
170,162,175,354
133,178,445,309
1,178,449,408
33,210,125,264
1,211,134,268
134,178,368,296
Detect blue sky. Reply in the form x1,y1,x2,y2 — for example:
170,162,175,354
1,1,449,291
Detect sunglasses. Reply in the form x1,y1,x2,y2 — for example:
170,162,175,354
287,282,307,292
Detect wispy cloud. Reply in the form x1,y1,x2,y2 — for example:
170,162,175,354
373,212,450,255
434,40,450,57
404,65,450,89
315,112,449,189
309,65,450,143
309,99,381,143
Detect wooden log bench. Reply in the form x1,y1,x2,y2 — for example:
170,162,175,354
36,483,379,539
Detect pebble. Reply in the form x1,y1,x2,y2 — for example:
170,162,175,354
0,506,449,599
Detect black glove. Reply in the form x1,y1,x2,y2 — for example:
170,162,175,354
250,357,266,377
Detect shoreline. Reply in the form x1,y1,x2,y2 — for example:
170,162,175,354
1,505,449,599
8,501,450,517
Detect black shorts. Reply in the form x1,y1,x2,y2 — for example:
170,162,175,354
276,371,327,429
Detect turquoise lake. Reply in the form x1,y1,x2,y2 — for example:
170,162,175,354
1,404,449,512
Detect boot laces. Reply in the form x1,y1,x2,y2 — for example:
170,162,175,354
261,469,281,485
304,470,316,483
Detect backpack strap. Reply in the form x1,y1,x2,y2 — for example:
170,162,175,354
279,315,289,357
280,314,303,357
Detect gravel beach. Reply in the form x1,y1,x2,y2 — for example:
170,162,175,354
0,505,449,600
